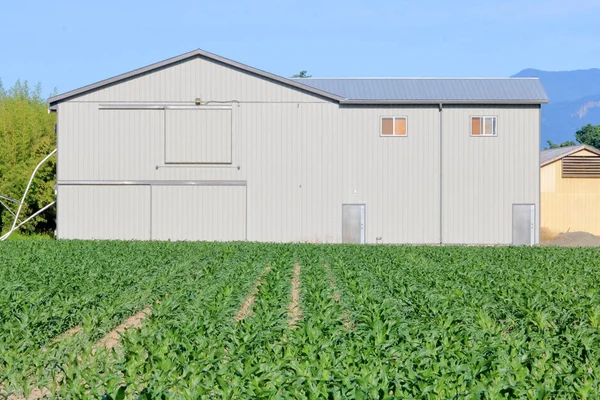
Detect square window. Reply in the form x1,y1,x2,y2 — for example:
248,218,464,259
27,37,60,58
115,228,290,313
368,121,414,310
381,116,407,137
471,116,497,137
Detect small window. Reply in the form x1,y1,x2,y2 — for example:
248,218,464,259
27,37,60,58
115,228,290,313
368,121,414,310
381,117,407,136
471,116,497,137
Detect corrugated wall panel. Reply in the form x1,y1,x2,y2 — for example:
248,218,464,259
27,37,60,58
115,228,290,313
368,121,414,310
541,158,600,236
58,105,164,181
338,105,441,244
73,57,329,104
58,101,446,243
240,103,340,243
165,109,232,164
442,105,540,244
57,186,150,240
151,186,246,241
56,54,541,244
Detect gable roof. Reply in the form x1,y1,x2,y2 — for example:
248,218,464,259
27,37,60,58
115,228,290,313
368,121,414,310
49,49,548,107
48,49,345,106
292,78,548,104
540,144,600,167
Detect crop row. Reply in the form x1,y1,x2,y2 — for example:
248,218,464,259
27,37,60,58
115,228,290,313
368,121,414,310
1,242,600,398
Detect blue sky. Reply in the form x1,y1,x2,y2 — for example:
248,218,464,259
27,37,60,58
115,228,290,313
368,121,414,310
1,0,600,97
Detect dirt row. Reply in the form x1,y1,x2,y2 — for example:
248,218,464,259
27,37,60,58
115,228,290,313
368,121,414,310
287,262,303,328
5,305,155,400
8,262,349,399
234,265,272,322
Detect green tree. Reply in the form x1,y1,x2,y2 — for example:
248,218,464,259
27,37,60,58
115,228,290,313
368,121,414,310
575,124,600,149
291,70,312,78
0,79,56,236
545,139,577,149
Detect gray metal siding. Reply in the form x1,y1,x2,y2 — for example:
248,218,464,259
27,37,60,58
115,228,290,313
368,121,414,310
56,55,540,244
338,105,441,244
165,109,232,164
49,49,344,105
71,56,329,104
151,186,246,241
57,185,151,240
441,105,540,244
58,106,164,181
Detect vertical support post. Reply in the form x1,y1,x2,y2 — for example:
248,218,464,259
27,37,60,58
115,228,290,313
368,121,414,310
439,103,443,244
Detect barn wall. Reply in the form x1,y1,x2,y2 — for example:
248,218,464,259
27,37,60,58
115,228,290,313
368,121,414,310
58,101,441,243
442,105,540,244
71,56,329,104
57,185,150,240
571,149,597,157
541,151,600,236
151,185,246,241
56,56,541,244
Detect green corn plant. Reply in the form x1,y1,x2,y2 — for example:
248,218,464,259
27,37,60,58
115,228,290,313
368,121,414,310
1,241,600,398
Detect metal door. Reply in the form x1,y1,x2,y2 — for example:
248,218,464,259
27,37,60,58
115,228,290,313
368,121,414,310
512,204,535,246
342,204,365,244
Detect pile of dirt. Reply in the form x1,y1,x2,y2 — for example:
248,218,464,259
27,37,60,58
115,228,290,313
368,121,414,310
541,231,600,247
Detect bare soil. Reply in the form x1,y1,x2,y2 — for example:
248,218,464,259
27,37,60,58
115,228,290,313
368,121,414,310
541,231,600,247
5,325,83,399
4,387,50,400
49,325,82,345
96,308,152,350
540,227,558,243
4,308,153,399
287,262,302,328
234,265,271,322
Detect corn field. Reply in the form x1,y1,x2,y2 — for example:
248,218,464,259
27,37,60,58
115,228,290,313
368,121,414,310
1,241,600,398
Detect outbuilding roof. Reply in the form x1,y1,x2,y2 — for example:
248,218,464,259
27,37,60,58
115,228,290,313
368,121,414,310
540,144,600,167
49,49,548,107
291,78,548,104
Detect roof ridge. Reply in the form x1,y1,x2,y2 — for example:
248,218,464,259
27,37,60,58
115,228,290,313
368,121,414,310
49,49,345,105
48,48,548,106
292,77,541,80
540,144,600,166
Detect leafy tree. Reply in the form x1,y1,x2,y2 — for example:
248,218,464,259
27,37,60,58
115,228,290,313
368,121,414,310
291,70,312,78
575,124,600,149
0,80,56,236
545,139,577,149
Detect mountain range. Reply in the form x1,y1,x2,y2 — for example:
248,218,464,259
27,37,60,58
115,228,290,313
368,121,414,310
511,68,600,147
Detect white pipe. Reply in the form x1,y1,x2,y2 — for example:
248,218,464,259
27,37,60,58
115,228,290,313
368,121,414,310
9,149,57,233
0,199,18,218
0,201,56,241
0,194,20,204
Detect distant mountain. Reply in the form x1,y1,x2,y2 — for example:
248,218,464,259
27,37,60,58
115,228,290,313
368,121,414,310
511,68,600,147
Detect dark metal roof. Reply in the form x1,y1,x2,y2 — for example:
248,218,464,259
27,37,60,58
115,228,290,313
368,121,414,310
48,49,548,106
540,144,600,166
291,78,548,104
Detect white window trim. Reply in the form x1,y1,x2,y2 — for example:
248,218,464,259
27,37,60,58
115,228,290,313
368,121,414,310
380,116,408,137
470,116,498,137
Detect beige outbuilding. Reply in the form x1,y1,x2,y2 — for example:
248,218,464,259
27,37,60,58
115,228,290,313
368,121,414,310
541,144,600,238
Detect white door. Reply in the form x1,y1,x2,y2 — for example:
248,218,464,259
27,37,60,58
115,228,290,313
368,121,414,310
512,204,535,246
342,204,365,244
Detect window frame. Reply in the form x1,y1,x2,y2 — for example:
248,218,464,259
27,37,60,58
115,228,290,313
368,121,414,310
470,116,498,137
380,116,408,137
